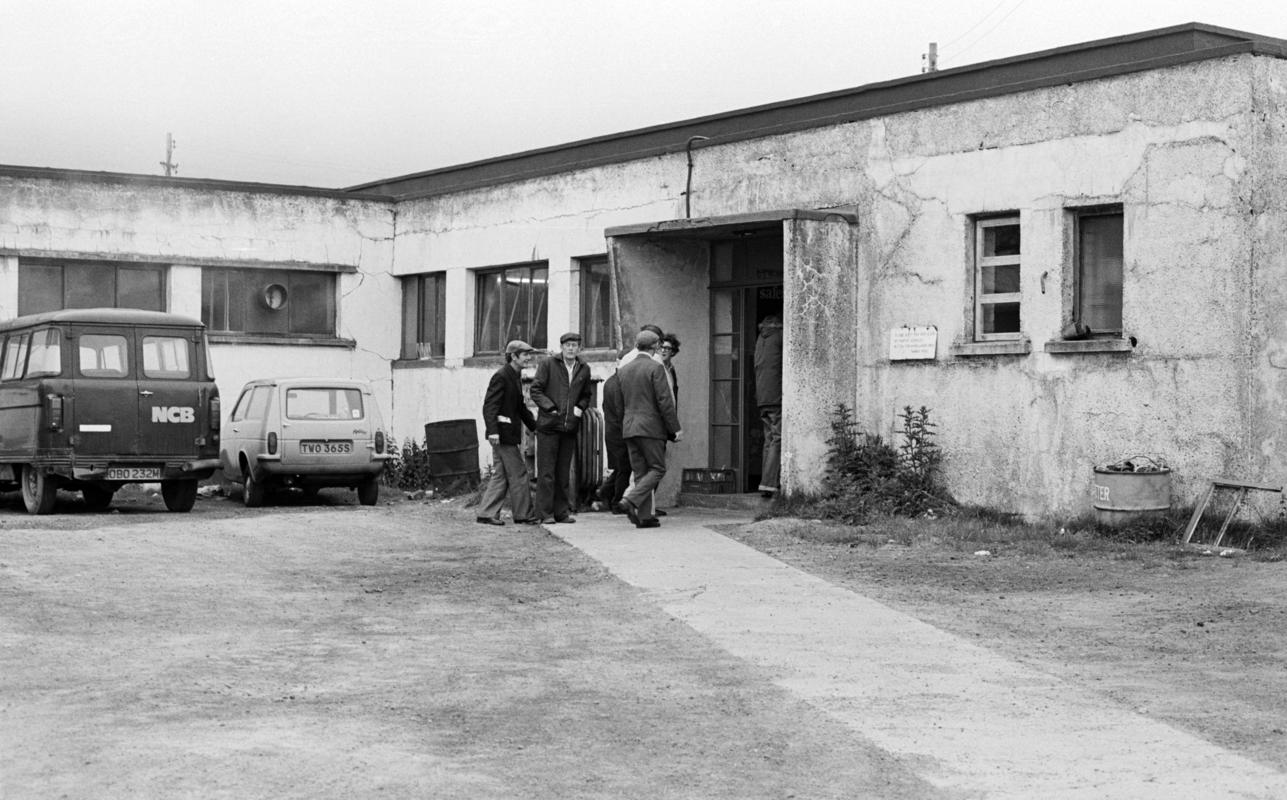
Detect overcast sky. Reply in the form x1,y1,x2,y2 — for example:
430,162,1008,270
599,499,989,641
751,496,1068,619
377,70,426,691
2,0,1281,188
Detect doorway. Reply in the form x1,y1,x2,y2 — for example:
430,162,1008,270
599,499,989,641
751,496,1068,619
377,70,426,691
708,234,783,492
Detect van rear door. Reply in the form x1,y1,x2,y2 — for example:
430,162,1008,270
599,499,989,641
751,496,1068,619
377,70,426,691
69,326,138,456
137,327,207,457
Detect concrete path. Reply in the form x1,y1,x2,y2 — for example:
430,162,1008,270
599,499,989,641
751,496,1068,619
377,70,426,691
549,508,1287,799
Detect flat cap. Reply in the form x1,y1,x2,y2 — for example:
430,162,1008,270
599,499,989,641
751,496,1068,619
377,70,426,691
505,339,535,354
559,331,582,344
635,329,660,349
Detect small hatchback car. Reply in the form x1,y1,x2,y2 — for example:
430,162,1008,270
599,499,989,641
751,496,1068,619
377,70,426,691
220,377,390,507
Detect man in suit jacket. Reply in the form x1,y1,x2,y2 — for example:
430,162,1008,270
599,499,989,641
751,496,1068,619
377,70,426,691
476,340,538,525
617,329,682,528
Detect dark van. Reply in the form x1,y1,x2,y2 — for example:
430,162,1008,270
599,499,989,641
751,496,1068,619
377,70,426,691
0,308,221,514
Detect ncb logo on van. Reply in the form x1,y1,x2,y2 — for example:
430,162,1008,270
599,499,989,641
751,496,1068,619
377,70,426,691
151,406,196,423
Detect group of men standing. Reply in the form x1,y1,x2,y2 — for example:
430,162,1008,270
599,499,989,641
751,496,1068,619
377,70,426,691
476,314,779,529
476,326,683,530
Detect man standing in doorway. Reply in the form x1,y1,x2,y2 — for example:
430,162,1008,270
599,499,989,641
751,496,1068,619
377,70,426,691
476,339,538,525
618,329,682,529
754,314,783,498
530,331,593,524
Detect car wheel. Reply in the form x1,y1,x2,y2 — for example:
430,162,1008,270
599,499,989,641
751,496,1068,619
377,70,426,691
161,480,199,513
20,465,58,515
81,484,116,511
243,469,267,508
357,477,379,506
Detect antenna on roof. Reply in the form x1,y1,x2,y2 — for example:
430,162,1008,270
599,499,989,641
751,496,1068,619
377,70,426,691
921,42,939,73
159,133,179,177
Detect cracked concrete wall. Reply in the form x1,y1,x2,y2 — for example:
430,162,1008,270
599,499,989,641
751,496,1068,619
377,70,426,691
0,175,400,421
390,54,1286,516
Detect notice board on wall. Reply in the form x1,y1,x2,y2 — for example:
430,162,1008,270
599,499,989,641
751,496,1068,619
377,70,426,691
889,326,938,361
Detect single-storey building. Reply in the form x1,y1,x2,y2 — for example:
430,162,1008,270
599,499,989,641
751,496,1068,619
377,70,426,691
3,22,1286,519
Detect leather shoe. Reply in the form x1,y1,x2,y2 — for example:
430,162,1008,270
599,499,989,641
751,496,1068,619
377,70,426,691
654,508,668,516
475,516,505,526
555,515,576,523
635,518,660,529
616,499,640,525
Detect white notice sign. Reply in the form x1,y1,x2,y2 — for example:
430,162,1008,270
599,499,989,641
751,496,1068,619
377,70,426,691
889,326,938,361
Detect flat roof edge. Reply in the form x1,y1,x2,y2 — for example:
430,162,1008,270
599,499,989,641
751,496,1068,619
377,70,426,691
0,164,395,201
353,23,1287,201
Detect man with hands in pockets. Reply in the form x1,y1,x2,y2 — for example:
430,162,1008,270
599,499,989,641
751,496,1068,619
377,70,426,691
530,332,594,524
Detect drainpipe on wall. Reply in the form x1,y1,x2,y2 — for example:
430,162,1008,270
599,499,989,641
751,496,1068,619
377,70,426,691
684,136,710,219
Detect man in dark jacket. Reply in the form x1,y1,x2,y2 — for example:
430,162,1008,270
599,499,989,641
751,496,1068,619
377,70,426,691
476,340,538,525
617,329,682,528
530,331,594,523
591,351,630,512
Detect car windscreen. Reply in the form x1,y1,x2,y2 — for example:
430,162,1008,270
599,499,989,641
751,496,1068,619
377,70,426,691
284,387,364,420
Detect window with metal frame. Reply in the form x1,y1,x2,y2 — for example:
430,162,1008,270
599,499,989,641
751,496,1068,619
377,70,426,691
474,262,548,355
578,256,612,349
973,216,1022,340
18,260,166,315
1073,207,1124,337
401,272,447,359
202,268,336,336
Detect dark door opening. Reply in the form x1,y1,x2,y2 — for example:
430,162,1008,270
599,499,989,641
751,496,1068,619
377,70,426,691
708,234,782,493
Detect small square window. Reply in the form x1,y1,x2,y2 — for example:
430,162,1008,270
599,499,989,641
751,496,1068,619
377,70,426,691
974,216,1022,340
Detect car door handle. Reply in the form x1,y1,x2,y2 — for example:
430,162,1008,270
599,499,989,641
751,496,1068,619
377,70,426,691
139,390,154,396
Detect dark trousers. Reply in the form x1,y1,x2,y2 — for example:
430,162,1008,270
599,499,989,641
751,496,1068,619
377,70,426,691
624,436,667,521
535,430,576,519
596,441,631,506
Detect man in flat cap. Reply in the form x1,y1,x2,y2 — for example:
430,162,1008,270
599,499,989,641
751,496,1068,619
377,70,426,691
530,331,593,523
617,329,682,528
477,340,538,525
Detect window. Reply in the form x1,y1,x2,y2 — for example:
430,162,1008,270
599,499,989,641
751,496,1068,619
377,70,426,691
285,388,364,420
1074,207,1124,336
202,268,336,336
26,329,62,378
974,216,1021,340
2,334,29,381
578,256,612,349
142,336,191,379
18,260,165,315
230,386,272,423
78,334,129,378
475,262,548,354
401,272,447,359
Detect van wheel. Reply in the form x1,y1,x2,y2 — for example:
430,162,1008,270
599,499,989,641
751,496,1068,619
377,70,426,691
243,470,267,508
82,485,116,511
357,477,379,506
161,480,198,513
21,465,58,515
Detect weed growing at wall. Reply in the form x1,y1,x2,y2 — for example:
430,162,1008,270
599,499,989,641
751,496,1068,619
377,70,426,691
767,403,954,524
382,438,434,491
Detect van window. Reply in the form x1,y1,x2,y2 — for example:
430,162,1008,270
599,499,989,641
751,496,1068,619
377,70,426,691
26,329,63,378
2,334,30,381
142,335,191,379
79,334,129,378
285,388,364,420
